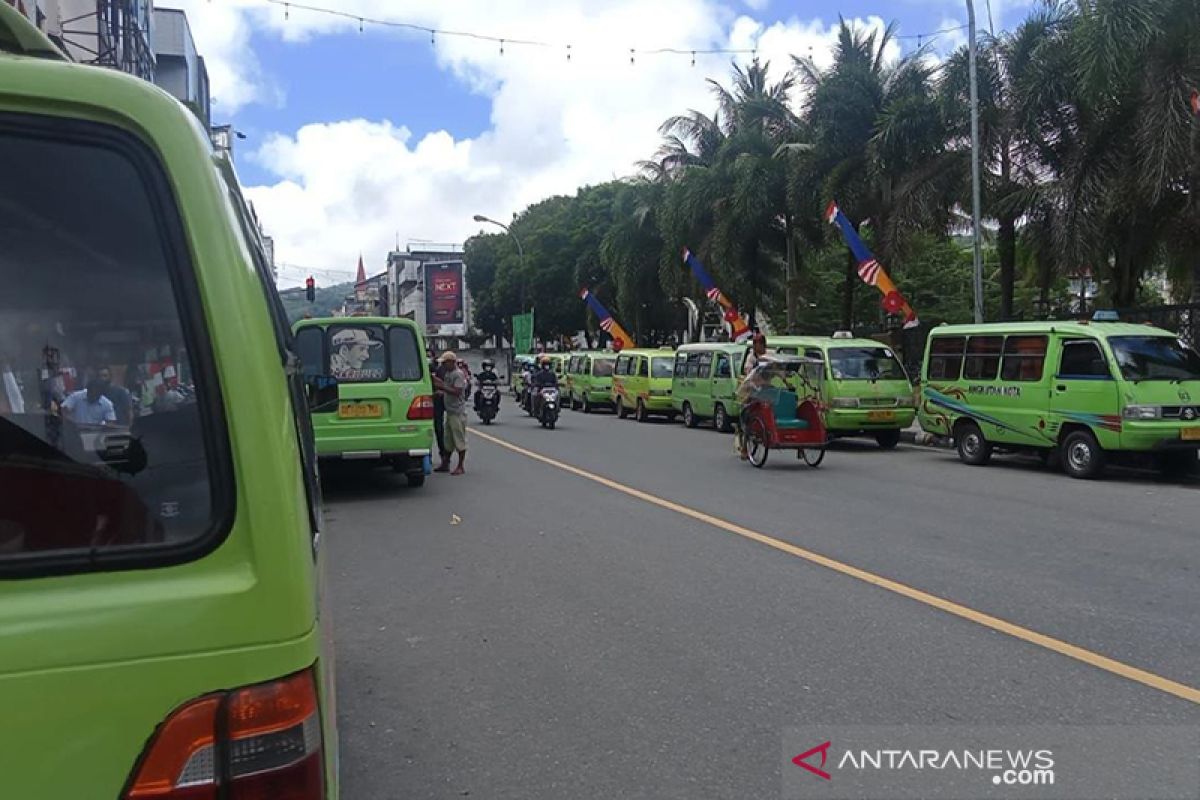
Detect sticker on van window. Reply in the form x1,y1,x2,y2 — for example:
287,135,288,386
330,327,386,381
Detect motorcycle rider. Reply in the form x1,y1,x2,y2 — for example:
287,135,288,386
530,356,559,418
474,358,501,413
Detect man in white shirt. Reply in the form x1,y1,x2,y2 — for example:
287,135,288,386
62,383,116,426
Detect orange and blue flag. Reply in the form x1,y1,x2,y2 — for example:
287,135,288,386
681,248,752,342
826,201,919,328
579,288,635,350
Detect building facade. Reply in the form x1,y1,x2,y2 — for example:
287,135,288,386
150,6,208,127
385,245,472,340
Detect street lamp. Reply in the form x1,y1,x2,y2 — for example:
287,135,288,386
967,0,985,324
473,214,527,312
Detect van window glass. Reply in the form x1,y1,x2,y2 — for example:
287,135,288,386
388,327,422,381
674,355,688,377
593,358,614,377
616,356,629,376
0,123,222,568
714,354,731,379
804,348,825,362
294,327,324,380
1109,336,1200,382
638,358,649,378
829,347,906,380
1059,340,1110,378
651,358,674,379
1000,336,1048,382
326,325,387,382
928,337,965,379
684,352,702,377
697,352,713,378
963,336,1003,380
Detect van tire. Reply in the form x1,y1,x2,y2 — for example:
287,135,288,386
617,399,629,419
1061,429,1106,479
955,421,992,466
875,429,901,450
636,399,649,423
406,472,426,488
714,403,732,433
682,402,697,428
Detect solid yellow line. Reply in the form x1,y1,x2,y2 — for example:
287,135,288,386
474,429,1200,706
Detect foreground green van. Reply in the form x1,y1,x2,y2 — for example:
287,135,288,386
612,348,678,421
0,8,339,796
771,334,916,448
292,316,434,488
671,343,748,431
918,319,1200,478
566,351,617,412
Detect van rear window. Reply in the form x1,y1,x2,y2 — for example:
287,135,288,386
0,118,226,574
388,327,423,381
651,358,674,379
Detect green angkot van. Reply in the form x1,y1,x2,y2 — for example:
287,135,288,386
917,318,1200,478
671,343,748,431
0,7,339,795
292,317,434,488
566,351,617,413
612,348,678,422
770,334,916,448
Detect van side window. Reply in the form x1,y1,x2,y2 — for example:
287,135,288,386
963,336,1003,380
295,328,324,380
697,352,713,378
804,348,824,362
685,352,702,377
674,354,688,377
1059,340,1110,378
638,357,648,378
714,354,731,379
1001,336,1048,382
616,356,629,376
928,337,966,380
0,118,227,573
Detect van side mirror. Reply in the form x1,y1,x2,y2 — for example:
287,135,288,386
305,375,339,412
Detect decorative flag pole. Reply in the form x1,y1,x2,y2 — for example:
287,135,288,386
579,288,635,351
825,202,919,328
681,248,753,342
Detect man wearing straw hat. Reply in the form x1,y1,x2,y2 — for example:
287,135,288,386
432,350,468,475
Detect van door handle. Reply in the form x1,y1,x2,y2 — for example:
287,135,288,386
1056,385,1067,392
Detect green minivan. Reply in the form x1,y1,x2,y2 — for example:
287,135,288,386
566,351,617,413
292,317,434,488
770,334,916,448
0,7,338,796
671,343,748,431
918,319,1200,478
612,348,678,422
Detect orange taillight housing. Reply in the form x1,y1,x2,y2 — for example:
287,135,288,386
408,394,435,420
124,669,324,800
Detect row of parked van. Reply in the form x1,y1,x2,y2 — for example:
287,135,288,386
527,316,1200,479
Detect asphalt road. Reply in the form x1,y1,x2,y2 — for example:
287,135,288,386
321,399,1200,799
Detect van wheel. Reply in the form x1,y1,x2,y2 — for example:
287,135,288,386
617,399,629,419
955,422,992,466
714,403,732,433
636,399,649,423
582,395,592,414
875,429,901,450
1061,429,1106,479
406,472,426,488
682,402,697,428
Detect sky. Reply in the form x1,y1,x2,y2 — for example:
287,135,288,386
160,0,1035,288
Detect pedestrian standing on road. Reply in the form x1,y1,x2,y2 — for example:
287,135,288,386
433,351,469,475
429,351,448,469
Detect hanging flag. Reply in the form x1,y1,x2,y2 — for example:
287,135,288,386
826,201,919,328
512,312,535,354
579,288,635,350
681,249,753,342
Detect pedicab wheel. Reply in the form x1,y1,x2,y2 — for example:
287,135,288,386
800,447,826,467
636,399,649,423
682,402,697,428
746,419,769,468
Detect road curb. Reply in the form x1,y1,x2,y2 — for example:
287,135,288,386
901,429,952,449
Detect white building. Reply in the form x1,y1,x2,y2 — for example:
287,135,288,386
151,6,209,126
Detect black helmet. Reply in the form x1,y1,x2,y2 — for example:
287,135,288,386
482,359,495,369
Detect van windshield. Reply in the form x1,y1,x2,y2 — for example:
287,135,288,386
1109,336,1200,382
829,347,907,381
651,358,675,378
593,359,614,377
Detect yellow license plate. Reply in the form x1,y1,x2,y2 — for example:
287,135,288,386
866,410,896,422
1182,427,1200,441
338,402,383,419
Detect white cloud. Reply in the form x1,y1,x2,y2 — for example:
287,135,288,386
171,2,909,285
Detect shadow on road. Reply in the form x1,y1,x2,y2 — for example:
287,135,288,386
319,461,421,501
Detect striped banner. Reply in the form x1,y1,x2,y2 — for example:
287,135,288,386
826,202,919,328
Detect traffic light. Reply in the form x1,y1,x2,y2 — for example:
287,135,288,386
305,276,315,303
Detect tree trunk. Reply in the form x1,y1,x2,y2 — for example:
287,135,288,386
998,214,1016,320
841,249,856,330
785,214,796,333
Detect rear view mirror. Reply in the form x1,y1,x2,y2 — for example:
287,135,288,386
305,375,339,412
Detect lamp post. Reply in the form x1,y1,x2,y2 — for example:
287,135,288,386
473,214,527,312
967,0,985,324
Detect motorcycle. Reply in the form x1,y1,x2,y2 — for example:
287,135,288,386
536,387,560,429
475,382,500,425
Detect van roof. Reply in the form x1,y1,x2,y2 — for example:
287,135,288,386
674,342,749,353
293,316,421,330
617,348,676,357
928,321,1178,339
768,335,891,350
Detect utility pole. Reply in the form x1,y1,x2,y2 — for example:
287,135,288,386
968,0,986,324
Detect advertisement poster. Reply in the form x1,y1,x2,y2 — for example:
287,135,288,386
424,261,465,327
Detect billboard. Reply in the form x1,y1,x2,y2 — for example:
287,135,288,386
424,261,465,329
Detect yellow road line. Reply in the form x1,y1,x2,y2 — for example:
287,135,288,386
474,429,1200,706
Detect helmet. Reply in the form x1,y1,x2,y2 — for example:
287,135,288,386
482,359,495,369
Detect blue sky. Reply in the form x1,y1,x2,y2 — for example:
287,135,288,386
169,0,1032,285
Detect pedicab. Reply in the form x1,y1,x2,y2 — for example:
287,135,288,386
738,355,828,468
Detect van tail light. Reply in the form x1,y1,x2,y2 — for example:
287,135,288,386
124,669,324,800
408,394,435,420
